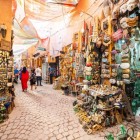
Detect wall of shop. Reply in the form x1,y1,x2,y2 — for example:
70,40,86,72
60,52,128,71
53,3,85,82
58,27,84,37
0,0,12,42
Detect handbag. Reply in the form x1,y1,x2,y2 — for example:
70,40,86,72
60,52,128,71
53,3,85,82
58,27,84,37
101,45,107,52
86,71,92,75
122,44,127,50
103,34,111,46
120,63,130,69
73,43,78,50
95,74,100,79
122,69,130,74
96,37,102,48
112,29,123,42
122,48,129,54
120,16,138,29
122,54,129,59
102,64,106,69
121,58,129,62
85,66,92,71
86,75,92,81
7,82,12,87
120,17,128,28
104,51,109,57
86,62,92,67
109,79,116,84
111,64,120,68
126,16,138,27
103,0,111,17
127,0,138,11
111,50,118,54
112,5,120,19
120,3,127,14
117,81,124,86
101,74,110,78
105,65,110,69
102,69,106,74
92,80,98,84
105,70,110,74
103,20,108,30
112,55,115,61
112,69,117,72
123,79,130,84
122,74,130,79
112,72,117,77
102,58,108,63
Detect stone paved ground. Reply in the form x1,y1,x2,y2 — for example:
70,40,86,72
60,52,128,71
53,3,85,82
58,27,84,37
0,83,140,140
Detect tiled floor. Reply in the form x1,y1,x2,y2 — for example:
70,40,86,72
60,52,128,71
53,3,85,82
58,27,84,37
0,83,140,140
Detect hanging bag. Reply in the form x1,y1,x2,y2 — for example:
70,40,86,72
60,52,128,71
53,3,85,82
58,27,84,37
120,63,130,69
112,29,123,42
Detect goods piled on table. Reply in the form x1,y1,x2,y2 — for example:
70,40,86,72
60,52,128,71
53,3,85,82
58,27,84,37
73,85,134,134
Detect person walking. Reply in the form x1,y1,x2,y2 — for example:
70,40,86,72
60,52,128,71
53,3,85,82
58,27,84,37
49,66,54,84
30,69,37,90
35,67,42,86
19,67,23,80
21,67,29,92
14,67,19,84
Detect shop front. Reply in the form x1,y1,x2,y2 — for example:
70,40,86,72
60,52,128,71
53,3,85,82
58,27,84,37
0,0,14,122
54,0,140,136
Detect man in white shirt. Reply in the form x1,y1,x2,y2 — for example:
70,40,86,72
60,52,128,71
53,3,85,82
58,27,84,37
35,67,42,86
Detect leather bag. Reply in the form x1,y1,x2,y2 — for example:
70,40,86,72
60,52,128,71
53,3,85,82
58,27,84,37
122,69,130,74
122,74,130,79
112,29,123,42
120,63,130,69
109,79,116,84
127,0,139,11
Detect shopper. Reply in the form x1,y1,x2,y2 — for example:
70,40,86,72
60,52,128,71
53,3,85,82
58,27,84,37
30,69,37,90
14,67,19,83
49,66,54,84
21,67,29,92
19,67,23,80
35,67,42,86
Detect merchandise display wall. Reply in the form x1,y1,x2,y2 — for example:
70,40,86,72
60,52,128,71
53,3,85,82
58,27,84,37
0,0,14,122
56,0,140,135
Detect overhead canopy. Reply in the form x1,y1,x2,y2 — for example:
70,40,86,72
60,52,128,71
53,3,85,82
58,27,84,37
12,0,80,55
13,0,101,56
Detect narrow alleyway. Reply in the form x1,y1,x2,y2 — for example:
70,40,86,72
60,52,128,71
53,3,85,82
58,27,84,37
0,83,140,140
0,83,102,140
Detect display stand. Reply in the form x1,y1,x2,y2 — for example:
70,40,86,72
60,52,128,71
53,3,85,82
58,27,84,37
74,85,134,134
0,49,14,122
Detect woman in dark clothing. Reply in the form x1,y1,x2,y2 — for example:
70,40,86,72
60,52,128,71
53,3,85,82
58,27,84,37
30,69,37,90
21,67,29,92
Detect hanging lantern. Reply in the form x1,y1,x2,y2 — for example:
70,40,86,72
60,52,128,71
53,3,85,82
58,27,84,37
0,24,7,38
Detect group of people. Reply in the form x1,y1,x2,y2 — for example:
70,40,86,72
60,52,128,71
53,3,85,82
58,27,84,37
14,66,42,92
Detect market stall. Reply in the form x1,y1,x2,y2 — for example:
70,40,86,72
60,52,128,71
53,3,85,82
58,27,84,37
55,0,140,134
0,0,14,123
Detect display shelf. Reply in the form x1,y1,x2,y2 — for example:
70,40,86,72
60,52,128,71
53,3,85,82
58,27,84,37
88,88,122,97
